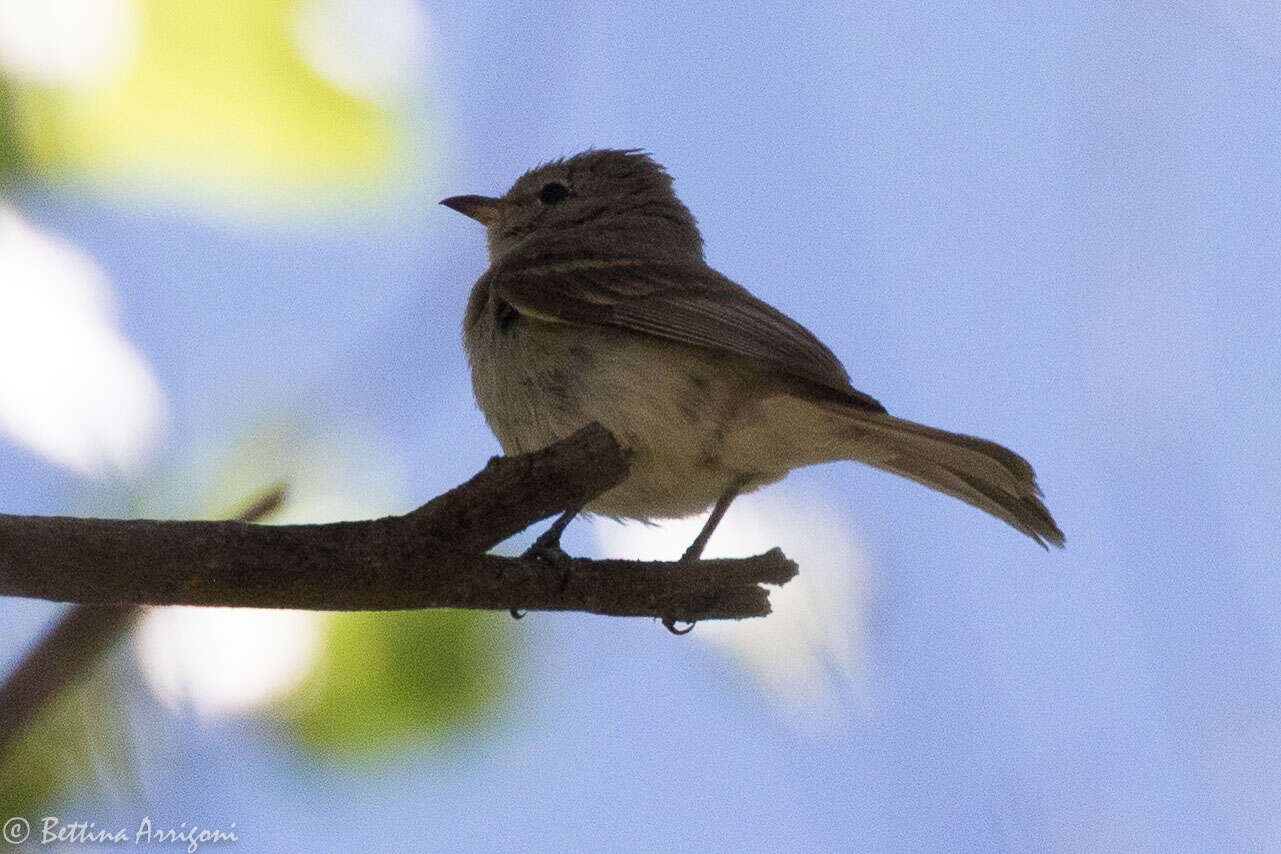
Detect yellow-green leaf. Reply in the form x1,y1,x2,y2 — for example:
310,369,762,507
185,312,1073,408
283,609,510,759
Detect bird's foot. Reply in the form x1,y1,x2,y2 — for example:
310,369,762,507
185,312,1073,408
522,540,572,569
510,536,575,622
662,616,696,635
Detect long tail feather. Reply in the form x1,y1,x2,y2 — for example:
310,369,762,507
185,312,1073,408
830,408,1065,548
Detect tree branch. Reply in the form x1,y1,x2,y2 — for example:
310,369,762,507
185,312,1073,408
0,423,797,758
0,485,288,759
0,424,797,619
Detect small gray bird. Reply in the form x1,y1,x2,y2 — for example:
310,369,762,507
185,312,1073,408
443,149,1063,579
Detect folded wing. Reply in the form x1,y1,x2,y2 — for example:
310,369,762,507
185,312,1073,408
487,254,885,412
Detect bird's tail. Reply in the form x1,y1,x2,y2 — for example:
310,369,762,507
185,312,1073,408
824,405,1065,548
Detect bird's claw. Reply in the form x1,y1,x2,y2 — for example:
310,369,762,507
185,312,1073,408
523,542,572,567
512,537,575,623
662,617,696,635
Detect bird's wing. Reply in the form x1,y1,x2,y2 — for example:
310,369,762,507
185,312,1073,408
487,255,885,411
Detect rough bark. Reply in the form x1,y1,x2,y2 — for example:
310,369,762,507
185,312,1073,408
0,424,795,617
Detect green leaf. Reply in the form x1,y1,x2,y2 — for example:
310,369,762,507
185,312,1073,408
9,0,420,215
0,79,26,181
282,609,511,759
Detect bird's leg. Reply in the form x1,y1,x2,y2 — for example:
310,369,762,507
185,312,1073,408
511,506,581,619
664,477,749,635
525,506,580,561
680,476,747,564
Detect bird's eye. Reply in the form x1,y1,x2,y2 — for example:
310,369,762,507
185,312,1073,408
538,182,570,205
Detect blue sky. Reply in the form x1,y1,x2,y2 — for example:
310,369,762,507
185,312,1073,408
3,1,1280,851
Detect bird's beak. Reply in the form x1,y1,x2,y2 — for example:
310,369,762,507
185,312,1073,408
440,194,503,225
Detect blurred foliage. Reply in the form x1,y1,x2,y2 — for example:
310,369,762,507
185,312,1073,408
0,485,287,818
0,663,132,817
0,80,24,182
127,421,513,759
282,609,510,759
6,0,412,213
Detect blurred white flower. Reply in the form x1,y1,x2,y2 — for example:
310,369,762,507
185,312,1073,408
0,0,138,85
593,488,873,729
293,0,428,102
0,206,167,477
135,607,326,715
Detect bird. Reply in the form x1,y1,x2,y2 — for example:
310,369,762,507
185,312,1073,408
442,149,1063,623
